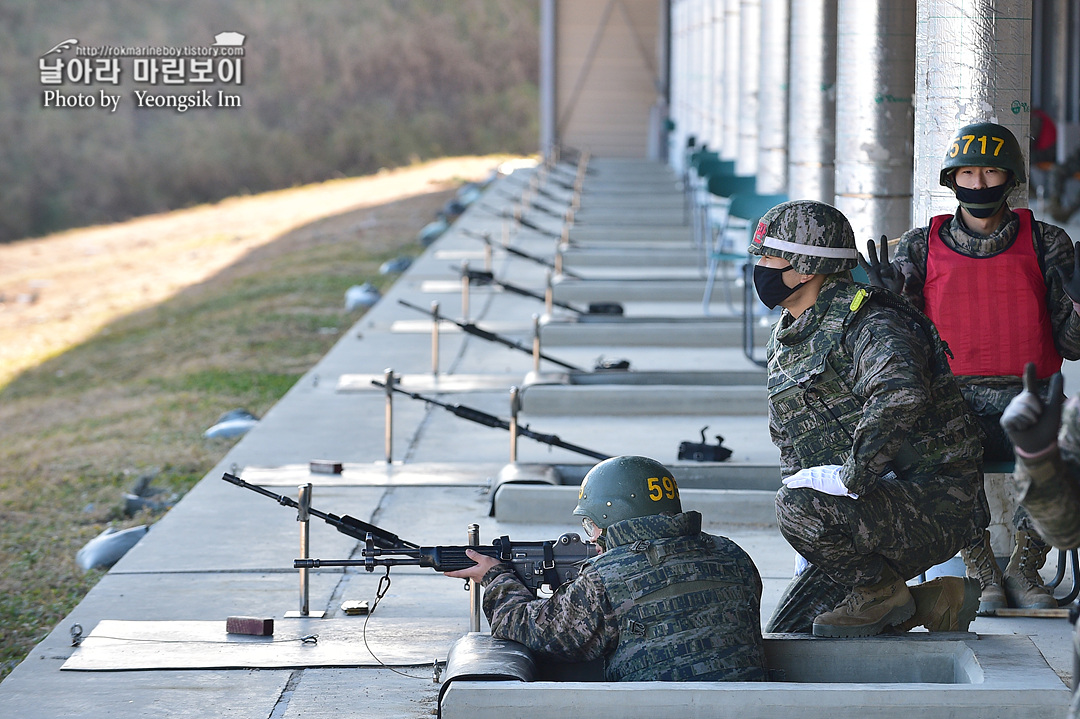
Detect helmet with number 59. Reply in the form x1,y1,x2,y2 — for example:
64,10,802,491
573,455,682,530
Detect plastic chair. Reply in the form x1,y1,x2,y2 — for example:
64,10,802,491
702,192,787,316
698,174,758,251
687,155,738,248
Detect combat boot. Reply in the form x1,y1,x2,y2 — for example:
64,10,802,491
812,566,915,638
1003,528,1057,609
893,577,981,632
960,529,1007,615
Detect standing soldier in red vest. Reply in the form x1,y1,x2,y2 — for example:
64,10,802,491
864,121,1080,614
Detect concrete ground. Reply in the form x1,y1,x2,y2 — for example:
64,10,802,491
2,157,1079,718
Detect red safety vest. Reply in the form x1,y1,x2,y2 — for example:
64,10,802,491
924,209,1061,379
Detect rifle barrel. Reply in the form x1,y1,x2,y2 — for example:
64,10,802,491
369,382,610,461
515,427,611,461
460,227,581,279
220,473,417,549
397,299,582,371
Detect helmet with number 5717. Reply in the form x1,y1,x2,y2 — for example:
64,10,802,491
939,121,1027,186
573,455,681,530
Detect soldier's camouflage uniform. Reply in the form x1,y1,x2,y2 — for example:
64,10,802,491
1011,394,1080,551
478,511,768,681
1048,147,1080,224
1010,395,1080,719
893,209,1080,461
764,275,986,633
894,210,1080,543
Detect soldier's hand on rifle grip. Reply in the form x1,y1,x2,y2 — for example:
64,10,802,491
1001,362,1065,457
1054,240,1080,306
444,548,501,582
858,235,904,294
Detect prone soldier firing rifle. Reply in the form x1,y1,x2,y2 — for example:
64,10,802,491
445,456,768,682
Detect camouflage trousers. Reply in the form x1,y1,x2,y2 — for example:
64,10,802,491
970,409,1042,537
767,464,986,634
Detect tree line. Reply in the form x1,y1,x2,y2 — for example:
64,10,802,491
1,0,539,243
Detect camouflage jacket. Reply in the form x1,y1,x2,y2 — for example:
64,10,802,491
479,511,767,682
1011,395,1080,550
766,276,983,497
893,208,1080,413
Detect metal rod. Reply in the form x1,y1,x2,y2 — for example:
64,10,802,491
383,368,394,463
468,524,482,632
483,242,492,272
431,301,440,377
459,262,470,323
298,483,313,616
509,386,520,463
544,271,553,315
531,314,541,373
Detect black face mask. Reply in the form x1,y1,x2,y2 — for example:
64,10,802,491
954,181,1011,218
753,264,799,310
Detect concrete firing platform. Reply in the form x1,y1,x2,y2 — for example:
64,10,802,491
441,634,1071,719
2,156,1077,719
538,314,772,347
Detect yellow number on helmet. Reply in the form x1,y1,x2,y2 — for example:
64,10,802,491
662,475,678,499
647,477,662,501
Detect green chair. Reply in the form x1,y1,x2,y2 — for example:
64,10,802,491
692,168,751,250
703,191,786,311
702,192,788,366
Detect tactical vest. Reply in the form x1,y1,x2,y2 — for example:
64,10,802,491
591,514,767,682
924,209,1061,379
766,279,979,477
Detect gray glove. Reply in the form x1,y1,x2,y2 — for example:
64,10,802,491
1000,362,1065,456
1053,240,1080,304
858,235,904,294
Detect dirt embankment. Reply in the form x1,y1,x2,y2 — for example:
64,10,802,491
0,156,509,387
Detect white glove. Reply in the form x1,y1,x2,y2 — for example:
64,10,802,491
793,553,810,578
782,465,858,499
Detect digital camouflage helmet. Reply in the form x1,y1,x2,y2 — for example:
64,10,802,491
747,200,859,275
573,455,681,530
939,121,1027,187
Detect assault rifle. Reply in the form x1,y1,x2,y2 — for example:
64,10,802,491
500,178,572,205
219,473,598,594
296,531,598,594
458,266,622,317
460,227,582,278
371,379,611,461
220,472,415,548
397,298,583,371
459,265,581,313
478,203,561,239
493,193,567,220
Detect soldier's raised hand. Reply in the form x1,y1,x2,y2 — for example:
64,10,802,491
858,235,904,294
1000,362,1065,457
1054,240,1080,305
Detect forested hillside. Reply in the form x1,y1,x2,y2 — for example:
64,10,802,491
0,0,539,242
